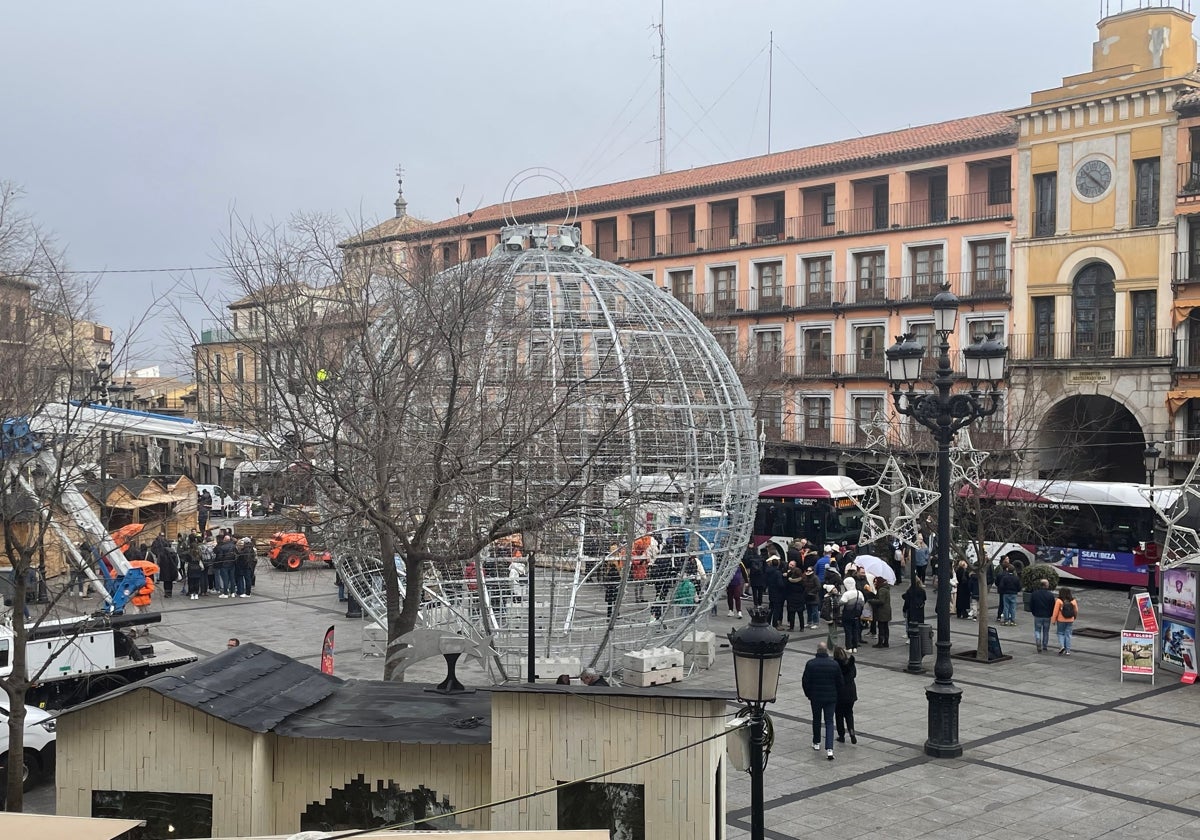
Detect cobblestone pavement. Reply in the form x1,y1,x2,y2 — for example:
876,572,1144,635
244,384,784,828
27,566,1200,840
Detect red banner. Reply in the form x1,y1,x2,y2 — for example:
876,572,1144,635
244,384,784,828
320,625,335,675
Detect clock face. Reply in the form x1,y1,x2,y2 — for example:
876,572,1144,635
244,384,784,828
1075,159,1112,198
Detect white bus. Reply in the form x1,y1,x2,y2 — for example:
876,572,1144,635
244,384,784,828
753,475,866,558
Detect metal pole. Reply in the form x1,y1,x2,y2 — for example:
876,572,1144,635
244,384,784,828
926,333,962,758
749,707,765,840
527,551,536,684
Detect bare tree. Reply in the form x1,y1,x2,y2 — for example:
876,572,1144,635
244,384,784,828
0,183,112,809
195,215,652,680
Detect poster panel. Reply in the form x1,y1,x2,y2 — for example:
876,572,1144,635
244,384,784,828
1135,592,1159,633
1120,630,1155,675
1162,620,1197,669
1161,569,1197,622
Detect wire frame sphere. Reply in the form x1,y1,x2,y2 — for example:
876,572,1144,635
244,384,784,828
337,226,759,680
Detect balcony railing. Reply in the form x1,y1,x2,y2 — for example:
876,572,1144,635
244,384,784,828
767,417,1008,451
1178,162,1200,197
593,190,1013,261
1175,339,1200,369
1173,251,1200,284
1008,329,1173,363
688,270,1011,316
199,323,265,345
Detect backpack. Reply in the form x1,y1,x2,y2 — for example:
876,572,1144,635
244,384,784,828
1060,599,1076,619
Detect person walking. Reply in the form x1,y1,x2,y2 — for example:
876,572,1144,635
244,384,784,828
833,645,858,744
802,642,844,760
784,563,805,631
869,576,893,648
839,577,866,653
1052,586,1079,655
765,558,787,630
996,563,1021,626
747,548,767,607
726,559,746,618
673,573,697,617
1029,578,1057,652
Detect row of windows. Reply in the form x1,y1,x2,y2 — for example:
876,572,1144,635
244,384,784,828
1032,157,1161,236
752,393,1006,435
663,239,1006,300
714,317,1006,363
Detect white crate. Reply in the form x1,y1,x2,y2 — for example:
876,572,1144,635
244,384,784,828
622,665,683,687
534,657,582,681
621,646,684,673
685,648,716,669
680,630,718,656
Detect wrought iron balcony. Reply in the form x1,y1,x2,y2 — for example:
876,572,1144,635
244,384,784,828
1008,329,1173,363
1173,251,1200,284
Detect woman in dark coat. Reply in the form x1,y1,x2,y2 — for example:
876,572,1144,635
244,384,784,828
765,558,787,630
746,548,767,606
869,577,893,647
954,561,972,618
833,646,858,744
784,564,806,631
902,578,926,626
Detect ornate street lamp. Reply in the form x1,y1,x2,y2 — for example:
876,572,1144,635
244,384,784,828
728,606,788,840
1143,442,1162,603
884,285,1006,759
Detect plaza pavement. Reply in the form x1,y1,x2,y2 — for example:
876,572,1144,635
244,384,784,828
31,563,1200,839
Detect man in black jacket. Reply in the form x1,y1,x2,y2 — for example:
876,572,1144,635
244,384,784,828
802,642,844,759
996,564,1022,626
765,558,787,630
212,535,237,598
1029,578,1057,652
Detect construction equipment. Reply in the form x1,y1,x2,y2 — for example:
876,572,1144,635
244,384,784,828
267,530,333,571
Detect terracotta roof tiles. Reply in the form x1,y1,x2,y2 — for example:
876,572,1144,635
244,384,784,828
352,111,1017,244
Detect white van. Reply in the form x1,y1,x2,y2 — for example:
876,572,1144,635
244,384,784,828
195,484,237,517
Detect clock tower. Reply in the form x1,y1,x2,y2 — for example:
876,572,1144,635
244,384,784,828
1010,3,1198,481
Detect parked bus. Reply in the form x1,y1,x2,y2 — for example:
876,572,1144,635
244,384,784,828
753,475,866,559
959,479,1178,586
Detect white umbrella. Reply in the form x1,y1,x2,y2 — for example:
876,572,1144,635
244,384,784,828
851,553,896,585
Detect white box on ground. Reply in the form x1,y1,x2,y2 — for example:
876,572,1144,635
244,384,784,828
362,622,387,657
622,646,684,673
622,665,684,687
685,649,716,669
534,657,582,681
680,630,717,655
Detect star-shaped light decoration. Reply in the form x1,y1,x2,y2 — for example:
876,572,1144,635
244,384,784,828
854,454,940,549
861,409,892,452
1143,455,1200,569
950,428,990,490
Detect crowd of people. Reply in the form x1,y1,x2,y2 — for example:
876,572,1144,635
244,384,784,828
76,527,260,609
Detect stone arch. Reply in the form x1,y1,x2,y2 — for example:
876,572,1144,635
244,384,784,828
1038,394,1147,482
1053,245,1129,285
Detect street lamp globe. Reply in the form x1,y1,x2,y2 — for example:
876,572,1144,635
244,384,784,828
930,285,960,334
885,333,926,385
1144,442,1161,480
962,332,1008,388
727,607,789,706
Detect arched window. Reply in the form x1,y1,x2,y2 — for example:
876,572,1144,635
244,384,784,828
1072,263,1116,357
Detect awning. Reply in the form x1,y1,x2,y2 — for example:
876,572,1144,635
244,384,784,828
1168,389,1200,414
1173,289,1200,326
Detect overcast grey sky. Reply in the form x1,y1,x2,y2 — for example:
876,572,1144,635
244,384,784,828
0,0,1141,371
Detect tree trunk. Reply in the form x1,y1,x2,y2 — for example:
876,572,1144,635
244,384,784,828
3,565,30,812
975,566,990,660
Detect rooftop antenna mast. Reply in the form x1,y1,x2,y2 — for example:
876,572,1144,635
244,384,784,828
657,0,666,174
768,30,774,154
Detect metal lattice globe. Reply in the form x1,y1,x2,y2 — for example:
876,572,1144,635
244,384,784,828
336,224,758,679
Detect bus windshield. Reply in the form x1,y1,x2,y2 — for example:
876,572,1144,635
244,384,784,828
753,475,865,554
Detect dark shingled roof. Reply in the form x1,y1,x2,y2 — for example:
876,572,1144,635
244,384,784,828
58,644,491,744
275,679,491,744
59,644,342,733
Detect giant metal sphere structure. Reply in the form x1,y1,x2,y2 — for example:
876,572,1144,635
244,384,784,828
336,224,759,679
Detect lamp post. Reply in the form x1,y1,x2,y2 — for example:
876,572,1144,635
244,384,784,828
727,606,788,840
524,530,539,684
1144,442,1161,604
884,285,1006,759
